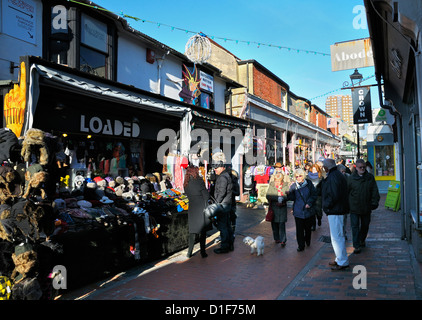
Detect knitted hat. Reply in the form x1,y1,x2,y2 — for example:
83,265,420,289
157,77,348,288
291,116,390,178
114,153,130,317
323,158,336,170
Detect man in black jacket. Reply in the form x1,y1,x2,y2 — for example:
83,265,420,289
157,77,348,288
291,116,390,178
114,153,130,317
348,159,380,253
322,158,349,271
212,152,234,254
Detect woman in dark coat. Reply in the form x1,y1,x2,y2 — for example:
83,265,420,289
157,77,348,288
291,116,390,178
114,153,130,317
184,165,211,258
287,168,317,252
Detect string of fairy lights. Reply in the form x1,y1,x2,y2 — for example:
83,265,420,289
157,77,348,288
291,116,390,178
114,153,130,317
310,75,375,102
68,0,375,105
67,0,331,56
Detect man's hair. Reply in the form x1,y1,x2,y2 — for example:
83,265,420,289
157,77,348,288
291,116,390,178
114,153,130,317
356,159,366,166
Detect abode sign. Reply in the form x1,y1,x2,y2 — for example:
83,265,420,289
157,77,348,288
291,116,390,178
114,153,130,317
330,38,374,72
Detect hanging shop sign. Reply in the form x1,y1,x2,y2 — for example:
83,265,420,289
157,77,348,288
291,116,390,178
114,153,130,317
4,62,27,138
352,86,373,124
80,115,140,138
330,38,374,72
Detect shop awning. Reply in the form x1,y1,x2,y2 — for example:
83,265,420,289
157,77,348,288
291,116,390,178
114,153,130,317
191,110,249,130
32,64,191,117
23,61,194,155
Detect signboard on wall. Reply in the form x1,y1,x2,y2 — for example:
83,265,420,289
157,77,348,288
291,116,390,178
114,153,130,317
330,38,374,72
81,13,107,53
199,71,214,92
327,118,337,128
2,0,37,44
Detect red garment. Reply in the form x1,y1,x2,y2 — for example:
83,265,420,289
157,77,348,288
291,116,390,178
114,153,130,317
254,174,269,184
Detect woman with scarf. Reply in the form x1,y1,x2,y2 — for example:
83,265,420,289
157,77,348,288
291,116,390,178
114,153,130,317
307,164,324,230
266,163,290,247
287,168,317,251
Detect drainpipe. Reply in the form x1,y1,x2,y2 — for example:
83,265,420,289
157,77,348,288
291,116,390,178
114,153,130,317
377,77,406,240
156,50,170,95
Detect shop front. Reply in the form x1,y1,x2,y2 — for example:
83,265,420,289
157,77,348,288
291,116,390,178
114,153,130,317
367,123,398,193
1,56,202,294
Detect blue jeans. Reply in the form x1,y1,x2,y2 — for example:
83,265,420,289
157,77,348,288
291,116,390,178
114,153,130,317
328,215,349,266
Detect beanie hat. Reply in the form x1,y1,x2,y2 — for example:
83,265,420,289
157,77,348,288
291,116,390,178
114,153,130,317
323,158,336,170
212,152,226,168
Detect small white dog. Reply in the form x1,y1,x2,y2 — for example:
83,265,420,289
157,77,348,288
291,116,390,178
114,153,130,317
243,236,265,256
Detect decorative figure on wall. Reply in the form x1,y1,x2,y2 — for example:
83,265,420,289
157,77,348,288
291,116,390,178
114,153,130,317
179,64,201,105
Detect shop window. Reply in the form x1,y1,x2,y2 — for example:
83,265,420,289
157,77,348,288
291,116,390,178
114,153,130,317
80,13,108,78
374,145,395,177
414,115,422,225
46,6,113,79
80,45,107,77
199,91,214,110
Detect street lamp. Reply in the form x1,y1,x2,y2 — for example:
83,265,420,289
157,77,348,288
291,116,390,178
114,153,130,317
350,68,363,86
350,69,363,159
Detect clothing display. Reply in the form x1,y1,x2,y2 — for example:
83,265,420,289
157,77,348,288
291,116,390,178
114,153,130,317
0,128,196,300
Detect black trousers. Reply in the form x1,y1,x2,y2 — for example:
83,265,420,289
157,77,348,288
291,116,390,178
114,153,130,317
350,213,371,249
187,229,207,256
294,216,314,249
216,205,234,250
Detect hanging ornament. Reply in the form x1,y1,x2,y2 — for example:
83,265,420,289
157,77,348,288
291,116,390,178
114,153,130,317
185,33,212,64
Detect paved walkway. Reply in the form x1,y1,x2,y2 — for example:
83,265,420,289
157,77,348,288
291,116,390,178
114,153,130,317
58,194,422,300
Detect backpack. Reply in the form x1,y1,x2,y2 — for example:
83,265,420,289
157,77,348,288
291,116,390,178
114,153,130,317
0,128,19,163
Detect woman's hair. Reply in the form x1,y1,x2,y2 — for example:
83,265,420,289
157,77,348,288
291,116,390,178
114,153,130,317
184,165,200,188
310,164,322,178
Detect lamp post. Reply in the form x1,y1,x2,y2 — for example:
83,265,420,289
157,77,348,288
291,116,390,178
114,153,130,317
349,69,363,159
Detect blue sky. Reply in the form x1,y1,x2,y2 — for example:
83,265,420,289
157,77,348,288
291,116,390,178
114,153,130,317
95,0,377,113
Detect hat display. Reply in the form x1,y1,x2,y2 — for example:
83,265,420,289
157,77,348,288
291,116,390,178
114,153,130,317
99,196,114,204
77,200,92,209
53,198,66,210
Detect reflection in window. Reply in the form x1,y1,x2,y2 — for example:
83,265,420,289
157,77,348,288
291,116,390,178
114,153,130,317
80,46,106,77
375,145,395,177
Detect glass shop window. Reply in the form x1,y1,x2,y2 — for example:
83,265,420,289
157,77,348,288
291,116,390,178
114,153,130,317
80,14,108,78
374,145,395,177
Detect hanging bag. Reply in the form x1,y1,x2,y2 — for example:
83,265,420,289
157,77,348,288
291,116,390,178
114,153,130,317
265,204,274,222
203,195,223,222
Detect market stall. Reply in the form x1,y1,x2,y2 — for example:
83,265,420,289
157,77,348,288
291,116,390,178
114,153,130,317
0,126,193,298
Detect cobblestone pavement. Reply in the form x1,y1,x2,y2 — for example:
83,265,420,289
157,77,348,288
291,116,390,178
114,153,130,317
58,194,422,301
